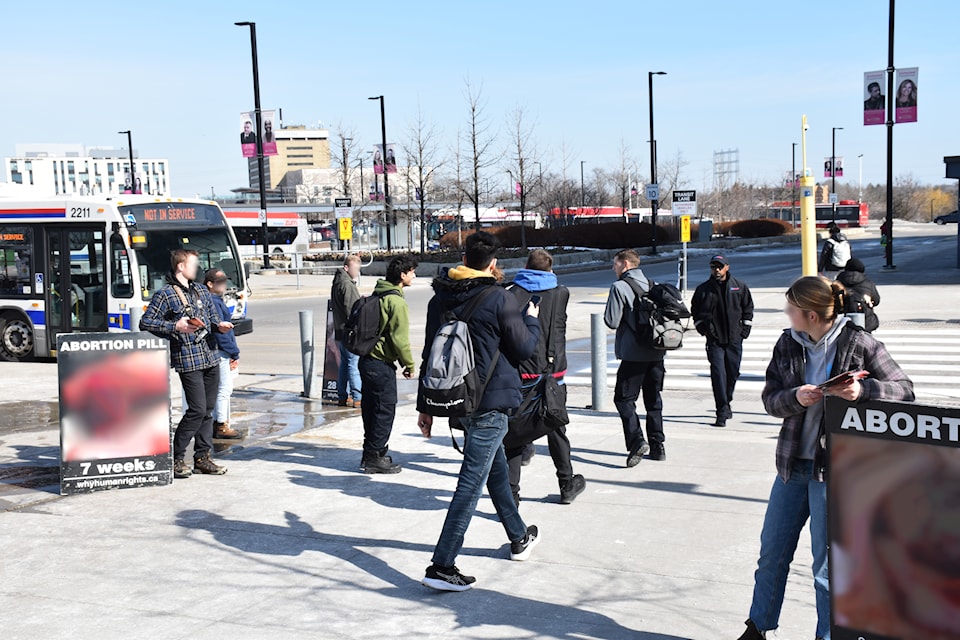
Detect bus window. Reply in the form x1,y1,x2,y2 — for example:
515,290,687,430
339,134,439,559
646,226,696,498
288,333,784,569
0,225,32,296
110,235,134,298
133,228,241,298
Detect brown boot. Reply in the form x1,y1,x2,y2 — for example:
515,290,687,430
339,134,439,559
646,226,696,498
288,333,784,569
194,452,227,475
213,421,242,439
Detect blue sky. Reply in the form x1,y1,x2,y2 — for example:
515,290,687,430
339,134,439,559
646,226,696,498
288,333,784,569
2,0,958,198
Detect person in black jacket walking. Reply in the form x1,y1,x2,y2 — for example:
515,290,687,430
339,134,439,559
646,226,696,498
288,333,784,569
835,258,880,332
417,232,542,592
691,255,754,427
504,249,585,505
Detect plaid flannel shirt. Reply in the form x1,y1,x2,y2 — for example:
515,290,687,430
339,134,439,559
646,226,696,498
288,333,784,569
140,280,223,373
762,323,914,482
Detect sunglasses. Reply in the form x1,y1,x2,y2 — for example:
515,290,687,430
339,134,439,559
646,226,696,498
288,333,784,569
710,264,725,270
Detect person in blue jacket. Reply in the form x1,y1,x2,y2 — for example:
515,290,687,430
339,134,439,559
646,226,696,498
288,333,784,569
203,268,242,440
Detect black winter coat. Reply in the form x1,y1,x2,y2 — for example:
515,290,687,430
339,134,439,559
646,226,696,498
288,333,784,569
836,270,881,332
691,274,755,345
506,283,569,376
422,272,540,413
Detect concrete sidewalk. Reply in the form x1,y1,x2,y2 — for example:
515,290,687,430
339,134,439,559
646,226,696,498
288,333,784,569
0,379,820,640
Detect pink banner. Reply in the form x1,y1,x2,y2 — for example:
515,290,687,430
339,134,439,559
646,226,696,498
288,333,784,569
240,111,257,158
863,70,886,126
895,67,918,124
261,109,278,157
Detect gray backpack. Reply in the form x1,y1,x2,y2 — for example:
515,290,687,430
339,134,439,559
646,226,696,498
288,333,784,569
417,287,499,418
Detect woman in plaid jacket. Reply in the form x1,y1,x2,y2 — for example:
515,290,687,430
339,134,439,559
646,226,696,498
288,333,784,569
737,276,914,640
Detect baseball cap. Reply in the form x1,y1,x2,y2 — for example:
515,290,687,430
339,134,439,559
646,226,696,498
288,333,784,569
709,255,728,267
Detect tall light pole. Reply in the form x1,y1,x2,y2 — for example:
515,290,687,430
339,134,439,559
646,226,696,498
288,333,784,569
791,142,798,228
648,71,667,254
369,95,391,252
235,21,270,268
832,126,843,222
580,160,586,212
858,153,864,202
884,0,896,269
117,130,135,194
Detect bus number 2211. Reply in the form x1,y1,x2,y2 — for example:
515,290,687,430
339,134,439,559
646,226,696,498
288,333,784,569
70,207,91,218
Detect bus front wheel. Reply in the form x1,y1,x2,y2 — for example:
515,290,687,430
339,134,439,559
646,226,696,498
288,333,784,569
0,315,35,362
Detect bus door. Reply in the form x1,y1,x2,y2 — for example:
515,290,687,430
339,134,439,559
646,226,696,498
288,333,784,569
43,227,108,347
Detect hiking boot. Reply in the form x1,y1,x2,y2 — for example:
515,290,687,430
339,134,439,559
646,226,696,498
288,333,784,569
648,445,666,461
193,453,227,475
626,442,650,467
173,458,192,479
713,417,727,428
510,525,540,561
360,454,401,474
559,474,586,504
736,619,766,640
213,421,242,439
422,564,476,592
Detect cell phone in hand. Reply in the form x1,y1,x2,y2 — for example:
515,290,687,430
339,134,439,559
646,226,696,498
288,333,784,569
529,295,542,306
816,370,867,390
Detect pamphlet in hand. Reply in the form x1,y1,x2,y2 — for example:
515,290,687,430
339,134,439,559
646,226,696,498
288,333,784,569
817,370,869,390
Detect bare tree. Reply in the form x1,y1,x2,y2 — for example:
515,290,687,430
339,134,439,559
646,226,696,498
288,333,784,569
403,105,444,254
657,150,689,207
461,80,499,229
331,123,360,198
505,105,537,249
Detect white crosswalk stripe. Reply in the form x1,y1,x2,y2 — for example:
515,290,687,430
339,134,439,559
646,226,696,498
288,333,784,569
567,327,960,401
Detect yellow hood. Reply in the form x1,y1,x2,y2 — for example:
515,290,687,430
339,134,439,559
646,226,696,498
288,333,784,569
447,264,495,281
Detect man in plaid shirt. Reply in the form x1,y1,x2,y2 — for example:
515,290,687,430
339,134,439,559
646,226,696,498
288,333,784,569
140,249,234,479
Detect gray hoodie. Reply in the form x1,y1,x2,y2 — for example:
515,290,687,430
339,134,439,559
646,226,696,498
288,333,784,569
604,267,665,362
790,315,850,459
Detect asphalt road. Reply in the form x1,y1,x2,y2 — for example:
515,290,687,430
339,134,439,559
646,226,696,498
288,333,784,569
237,222,960,377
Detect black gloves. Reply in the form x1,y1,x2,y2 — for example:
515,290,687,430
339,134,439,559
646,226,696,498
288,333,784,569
741,325,752,340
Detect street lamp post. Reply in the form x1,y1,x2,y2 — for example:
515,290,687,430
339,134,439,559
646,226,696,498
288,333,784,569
117,130,135,194
369,95,392,252
858,153,864,201
792,142,798,227
832,126,843,222
580,160,585,213
648,71,667,254
235,20,271,268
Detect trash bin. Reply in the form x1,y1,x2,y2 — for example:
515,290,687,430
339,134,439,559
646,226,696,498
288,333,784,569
699,219,713,242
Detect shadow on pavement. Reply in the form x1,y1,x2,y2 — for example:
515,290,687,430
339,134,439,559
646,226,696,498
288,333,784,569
175,509,691,640
594,478,767,505
0,444,60,494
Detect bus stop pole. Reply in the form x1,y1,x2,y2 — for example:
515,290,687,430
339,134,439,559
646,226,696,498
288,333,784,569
590,313,607,411
129,304,143,333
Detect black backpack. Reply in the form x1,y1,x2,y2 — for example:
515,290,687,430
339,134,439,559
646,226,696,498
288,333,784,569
623,279,691,350
343,290,400,356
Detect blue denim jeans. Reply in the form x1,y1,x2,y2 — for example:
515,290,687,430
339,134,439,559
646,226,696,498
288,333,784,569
431,410,528,567
749,459,830,639
212,355,233,423
338,342,361,403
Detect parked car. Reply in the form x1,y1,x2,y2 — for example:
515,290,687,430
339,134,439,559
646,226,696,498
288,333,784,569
934,210,959,225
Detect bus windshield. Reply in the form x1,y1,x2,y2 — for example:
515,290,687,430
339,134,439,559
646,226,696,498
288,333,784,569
131,228,242,298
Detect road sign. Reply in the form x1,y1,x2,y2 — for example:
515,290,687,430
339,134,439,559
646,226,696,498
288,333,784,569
680,215,691,243
258,209,266,224
829,193,839,204
338,217,353,241
645,184,660,201
672,190,697,218
334,198,352,219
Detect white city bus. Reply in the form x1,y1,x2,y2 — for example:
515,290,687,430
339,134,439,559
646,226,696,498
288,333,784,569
0,195,252,361
222,208,311,258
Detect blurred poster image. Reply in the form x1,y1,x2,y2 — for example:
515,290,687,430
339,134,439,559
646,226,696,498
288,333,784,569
895,67,918,124
828,399,960,640
863,70,886,126
58,333,172,494
261,109,278,157
240,111,257,158
321,299,340,402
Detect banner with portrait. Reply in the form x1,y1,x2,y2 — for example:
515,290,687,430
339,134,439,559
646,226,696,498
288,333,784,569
373,144,397,175
827,397,960,640
823,157,844,179
895,67,918,124
260,109,278,157
863,70,886,126
240,111,257,158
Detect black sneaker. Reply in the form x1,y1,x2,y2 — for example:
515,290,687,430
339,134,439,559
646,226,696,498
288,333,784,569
510,525,540,561
559,474,586,504
422,564,476,592
360,455,401,474
626,442,650,467
712,417,727,428
736,619,766,640
648,446,666,461
173,458,192,479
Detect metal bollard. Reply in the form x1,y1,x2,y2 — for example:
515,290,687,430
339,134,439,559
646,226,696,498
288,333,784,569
590,313,607,411
129,304,143,333
299,310,318,398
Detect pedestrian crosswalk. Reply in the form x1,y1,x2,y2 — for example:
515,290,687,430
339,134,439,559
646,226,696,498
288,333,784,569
566,327,960,402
